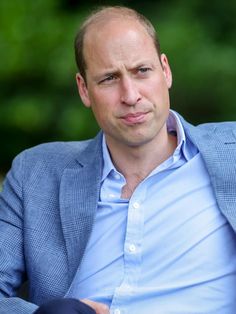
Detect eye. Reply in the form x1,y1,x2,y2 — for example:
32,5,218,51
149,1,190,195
138,67,152,74
99,74,117,84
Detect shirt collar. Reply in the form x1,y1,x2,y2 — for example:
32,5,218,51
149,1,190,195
101,135,117,182
101,110,193,182
167,110,190,161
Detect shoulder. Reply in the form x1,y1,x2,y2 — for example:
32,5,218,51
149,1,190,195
20,140,93,163
195,121,236,132
23,140,93,158
9,137,100,179
176,113,236,151
1,135,103,201
192,121,236,142
177,112,236,136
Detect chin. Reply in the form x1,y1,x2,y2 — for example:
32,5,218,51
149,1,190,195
123,136,154,148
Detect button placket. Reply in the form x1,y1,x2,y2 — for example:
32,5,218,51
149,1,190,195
110,192,144,313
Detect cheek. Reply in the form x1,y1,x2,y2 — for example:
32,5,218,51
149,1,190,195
90,102,111,129
91,88,118,106
92,89,119,113
143,77,169,101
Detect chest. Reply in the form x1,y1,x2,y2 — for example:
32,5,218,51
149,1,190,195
67,153,236,309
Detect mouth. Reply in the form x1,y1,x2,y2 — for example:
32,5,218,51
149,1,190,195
120,112,149,125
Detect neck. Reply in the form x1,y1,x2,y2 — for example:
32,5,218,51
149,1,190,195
105,128,177,198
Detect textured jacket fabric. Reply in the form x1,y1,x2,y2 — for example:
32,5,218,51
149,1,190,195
0,115,236,314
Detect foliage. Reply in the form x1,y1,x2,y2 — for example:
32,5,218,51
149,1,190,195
0,0,236,174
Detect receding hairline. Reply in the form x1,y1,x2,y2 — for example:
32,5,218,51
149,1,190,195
81,7,147,28
81,6,158,42
74,6,161,80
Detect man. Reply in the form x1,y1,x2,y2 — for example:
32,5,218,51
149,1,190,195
0,5,236,314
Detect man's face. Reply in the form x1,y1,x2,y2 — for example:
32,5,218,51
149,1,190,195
77,19,172,152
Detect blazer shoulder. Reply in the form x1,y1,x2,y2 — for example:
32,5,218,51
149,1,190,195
179,112,236,132
10,139,97,178
180,114,236,148
24,140,93,157
195,122,236,142
196,121,236,131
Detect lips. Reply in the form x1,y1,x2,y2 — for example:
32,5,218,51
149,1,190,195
120,112,149,124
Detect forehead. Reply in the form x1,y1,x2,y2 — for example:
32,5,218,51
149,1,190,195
83,18,157,69
84,17,151,45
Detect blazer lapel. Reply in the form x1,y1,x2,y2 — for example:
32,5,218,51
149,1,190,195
59,133,103,282
182,118,236,231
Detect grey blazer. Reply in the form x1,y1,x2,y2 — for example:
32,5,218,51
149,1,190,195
0,114,236,314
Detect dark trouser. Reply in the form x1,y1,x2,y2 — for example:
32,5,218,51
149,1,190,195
34,298,96,314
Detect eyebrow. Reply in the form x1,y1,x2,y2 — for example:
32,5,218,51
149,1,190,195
128,60,155,70
93,60,155,81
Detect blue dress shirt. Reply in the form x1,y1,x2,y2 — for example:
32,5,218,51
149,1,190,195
66,111,236,314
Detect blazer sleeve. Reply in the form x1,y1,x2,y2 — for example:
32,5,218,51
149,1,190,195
0,152,38,313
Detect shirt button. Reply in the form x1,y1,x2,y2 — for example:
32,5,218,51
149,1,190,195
133,202,140,209
114,309,121,314
129,244,136,253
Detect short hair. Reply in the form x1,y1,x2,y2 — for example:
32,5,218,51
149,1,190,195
74,6,161,81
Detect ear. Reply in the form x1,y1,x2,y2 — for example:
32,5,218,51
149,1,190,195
76,73,91,108
160,54,172,89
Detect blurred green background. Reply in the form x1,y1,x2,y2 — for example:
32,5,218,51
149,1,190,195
0,0,236,178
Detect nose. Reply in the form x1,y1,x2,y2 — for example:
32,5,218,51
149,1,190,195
120,77,141,106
